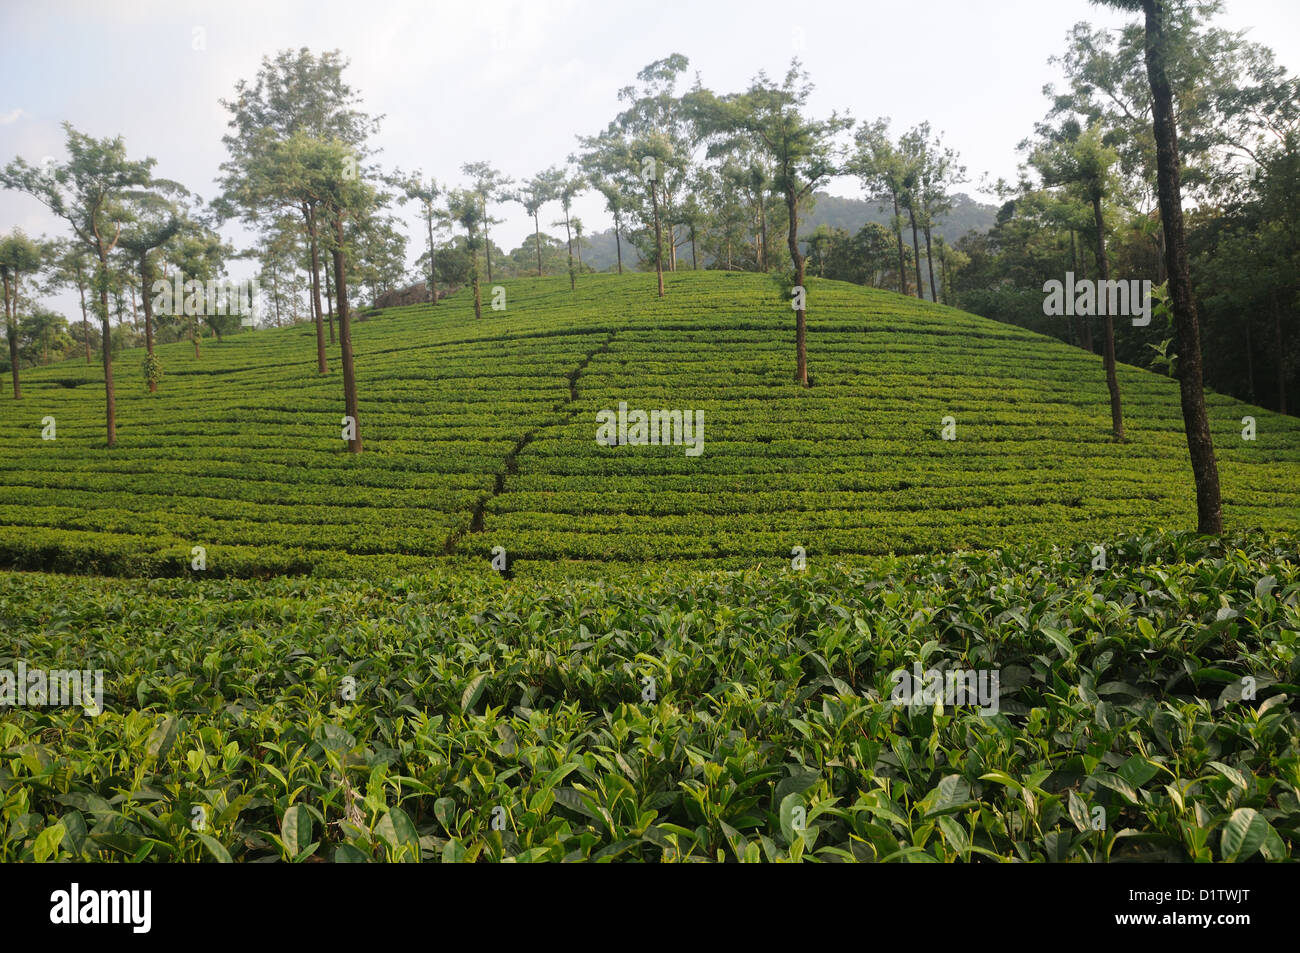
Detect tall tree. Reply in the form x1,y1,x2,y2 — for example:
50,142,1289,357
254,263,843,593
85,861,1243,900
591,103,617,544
514,167,563,278
218,49,381,375
449,188,484,319
690,61,852,386
281,133,377,453
918,130,966,303
1096,0,1222,532
46,240,95,363
398,172,442,304
578,130,639,277
461,162,513,284
1032,123,1127,439
118,184,184,392
553,173,585,292
852,119,911,296
0,229,43,399
2,124,154,446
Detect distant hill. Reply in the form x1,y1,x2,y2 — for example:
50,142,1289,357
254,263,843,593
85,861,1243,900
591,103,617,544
578,191,997,272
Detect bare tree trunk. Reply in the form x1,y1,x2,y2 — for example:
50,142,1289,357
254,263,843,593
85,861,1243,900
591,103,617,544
786,190,808,388
924,225,937,302
334,217,362,454
3,272,19,399
482,194,493,284
614,209,624,275
758,192,768,270
96,252,117,448
907,204,924,299
427,207,440,304
892,191,907,295
939,242,949,306
1143,0,1222,534
470,225,483,320
651,187,664,297
325,254,335,343
563,213,575,292
533,212,543,278
305,205,328,373
78,271,91,363
1093,194,1124,440
140,256,157,393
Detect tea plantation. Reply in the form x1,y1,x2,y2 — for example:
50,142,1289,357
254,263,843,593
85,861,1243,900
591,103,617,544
1,273,1298,862
1,272,1297,575
0,532,1297,861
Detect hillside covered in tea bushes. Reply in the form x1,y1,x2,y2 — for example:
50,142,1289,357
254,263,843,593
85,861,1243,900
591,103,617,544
1,272,1297,577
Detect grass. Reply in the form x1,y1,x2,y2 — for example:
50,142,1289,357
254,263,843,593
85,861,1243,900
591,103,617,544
1,271,1297,577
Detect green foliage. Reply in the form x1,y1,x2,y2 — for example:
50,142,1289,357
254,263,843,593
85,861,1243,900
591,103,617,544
141,352,163,391
0,529,1295,862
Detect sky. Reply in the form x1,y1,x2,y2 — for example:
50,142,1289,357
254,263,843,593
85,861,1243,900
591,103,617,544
2,0,1298,315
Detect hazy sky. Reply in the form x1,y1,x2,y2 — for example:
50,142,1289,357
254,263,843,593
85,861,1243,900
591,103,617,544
2,0,1297,310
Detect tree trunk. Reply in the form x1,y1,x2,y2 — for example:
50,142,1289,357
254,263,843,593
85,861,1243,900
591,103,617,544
325,253,335,344
533,212,543,278
614,209,623,275
923,225,937,302
3,272,19,399
651,187,664,297
1093,194,1124,440
333,218,362,454
1143,0,1222,534
427,207,440,304
272,262,282,329
96,252,117,448
939,242,949,306
564,213,575,292
907,204,924,299
470,225,483,320
306,206,328,373
191,315,201,358
892,191,907,295
141,255,157,393
78,272,91,363
786,189,808,388
483,194,493,284
691,224,698,271
757,192,768,270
